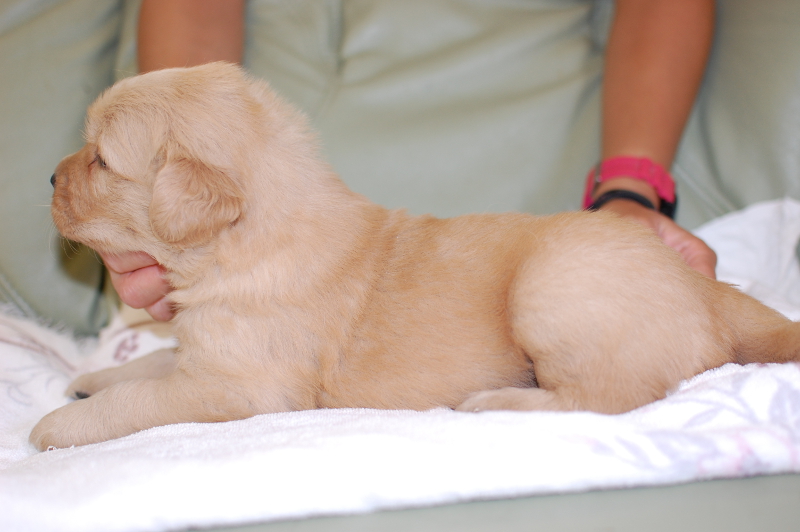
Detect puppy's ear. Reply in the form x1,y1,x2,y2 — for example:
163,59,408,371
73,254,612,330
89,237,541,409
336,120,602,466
149,158,243,247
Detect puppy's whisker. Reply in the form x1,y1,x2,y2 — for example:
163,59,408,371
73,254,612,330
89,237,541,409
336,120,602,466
58,236,80,257
46,223,57,254
114,68,137,79
89,248,103,264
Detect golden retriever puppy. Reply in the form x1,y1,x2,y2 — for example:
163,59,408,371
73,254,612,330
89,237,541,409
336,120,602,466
31,62,800,450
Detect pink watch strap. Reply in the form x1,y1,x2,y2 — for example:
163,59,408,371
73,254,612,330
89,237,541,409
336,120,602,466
582,156,676,209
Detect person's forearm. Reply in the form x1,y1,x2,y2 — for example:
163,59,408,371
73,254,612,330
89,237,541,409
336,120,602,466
597,0,715,204
138,0,246,73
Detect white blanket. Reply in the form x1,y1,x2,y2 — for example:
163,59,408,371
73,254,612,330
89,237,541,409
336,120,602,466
2,198,800,532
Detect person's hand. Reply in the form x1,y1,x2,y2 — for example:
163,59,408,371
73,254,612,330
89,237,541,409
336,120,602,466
598,199,717,279
101,252,175,321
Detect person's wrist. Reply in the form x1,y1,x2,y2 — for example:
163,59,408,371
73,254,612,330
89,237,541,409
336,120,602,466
583,155,676,213
593,177,660,208
593,194,664,237
582,156,677,218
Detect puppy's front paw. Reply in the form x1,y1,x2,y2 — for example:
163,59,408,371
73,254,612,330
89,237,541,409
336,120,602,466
66,371,105,399
29,399,101,451
30,407,76,451
66,349,178,400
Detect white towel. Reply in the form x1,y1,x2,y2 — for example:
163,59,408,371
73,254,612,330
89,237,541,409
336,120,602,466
1,198,799,532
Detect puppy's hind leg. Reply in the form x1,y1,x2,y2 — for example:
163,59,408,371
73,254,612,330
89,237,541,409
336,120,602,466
67,348,176,399
456,387,576,413
481,213,724,415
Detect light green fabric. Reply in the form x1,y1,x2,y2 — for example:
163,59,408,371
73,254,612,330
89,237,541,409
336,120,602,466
674,0,800,229
116,0,607,218
0,0,123,334
2,0,800,332
243,0,605,218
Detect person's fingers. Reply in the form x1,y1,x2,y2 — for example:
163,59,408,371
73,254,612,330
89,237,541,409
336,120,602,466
597,199,717,279
144,293,177,322
111,263,172,309
100,252,176,320
101,251,160,274
655,218,718,279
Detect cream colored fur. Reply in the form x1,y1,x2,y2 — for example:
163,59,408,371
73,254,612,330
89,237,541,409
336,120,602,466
31,62,800,450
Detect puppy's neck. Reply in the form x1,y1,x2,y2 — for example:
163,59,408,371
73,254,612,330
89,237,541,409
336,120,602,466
162,170,384,306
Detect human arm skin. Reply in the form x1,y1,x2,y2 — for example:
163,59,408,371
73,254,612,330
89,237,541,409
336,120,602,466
137,0,245,73
593,0,717,278
102,252,174,321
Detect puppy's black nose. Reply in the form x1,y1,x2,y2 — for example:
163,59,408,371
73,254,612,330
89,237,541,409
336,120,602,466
50,173,56,188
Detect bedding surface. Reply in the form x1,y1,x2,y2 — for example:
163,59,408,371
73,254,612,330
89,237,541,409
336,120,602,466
1,198,799,532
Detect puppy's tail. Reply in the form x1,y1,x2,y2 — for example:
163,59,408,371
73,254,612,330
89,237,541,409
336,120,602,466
722,286,800,365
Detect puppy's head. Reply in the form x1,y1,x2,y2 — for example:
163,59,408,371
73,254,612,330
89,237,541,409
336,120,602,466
51,63,262,256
